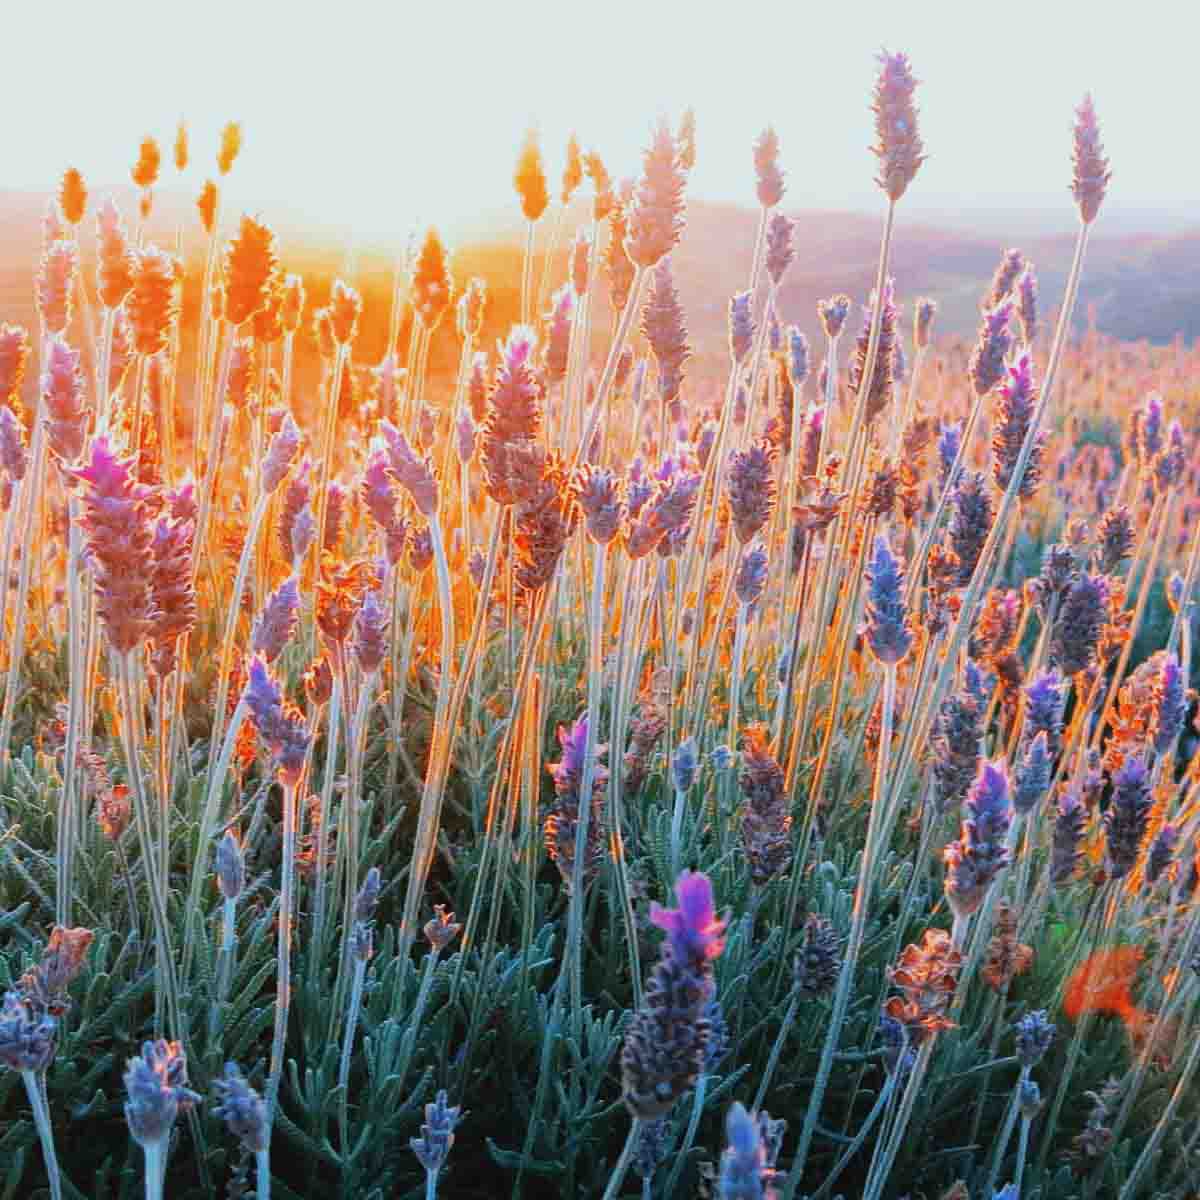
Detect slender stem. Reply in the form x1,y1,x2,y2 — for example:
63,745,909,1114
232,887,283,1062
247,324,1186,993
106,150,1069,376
397,514,457,959
22,1070,63,1200
752,992,798,1111
311,676,342,975
206,490,270,781
664,1075,707,1199
860,1039,935,1200
337,955,368,1148
142,1141,165,1200
1119,993,1200,1200
211,895,238,1046
575,266,647,465
312,343,350,579
267,778,300,1116
255,1148,272,1200
565,539,606,1031
985,1066,1028,1196
117,655,184,1042
182,696,248,976
0,393,49,765
809,1074,897,1200
784,662,896,1195
601,1119,642,1200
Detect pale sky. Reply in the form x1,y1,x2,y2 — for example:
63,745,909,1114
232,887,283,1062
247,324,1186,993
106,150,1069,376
8,0,1199,247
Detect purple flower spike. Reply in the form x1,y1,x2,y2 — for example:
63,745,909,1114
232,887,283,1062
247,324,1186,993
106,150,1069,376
1152,653,1188,754
381,421,439,517
252,577,300,664
1071,93,1110,226
865,531,912,665
729,291,755,365
650,870,727,967
969,300,1014,397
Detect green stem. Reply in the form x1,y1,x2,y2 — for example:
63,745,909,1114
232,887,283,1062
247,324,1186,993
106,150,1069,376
0,392,49,766
783,662,897,1196
255,1148,272,1200
397,514,457,960
22,1071,62,1200
267,779,300,1116
601,1119,641,1200
664,1075,707,1199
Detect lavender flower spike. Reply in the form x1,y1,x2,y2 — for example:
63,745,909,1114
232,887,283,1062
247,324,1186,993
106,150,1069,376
0,991,57,1073
1152,652,1188,755
411,1090,463,1176
969,300,1014,397
625,118,687,269
871,51,926,202
718,1102,777,1199
251,576,300,664
381,420,439,516
1022,669,1065,758
944,759,1013,920
1104,755,1152,880
729,291,755,365
753,126,785,208
865,531,913,665
1013,731,1052,816
673,737,699,794
124,1039,199,1148
212,1062,268,1153
622,872,726,1118
765,213,795,287
261,413,301,494
649,870,727,966
1072,94,1111,225
1051,786,1087,886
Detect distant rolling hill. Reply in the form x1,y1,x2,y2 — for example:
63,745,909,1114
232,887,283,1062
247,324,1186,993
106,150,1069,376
0,189,1194,388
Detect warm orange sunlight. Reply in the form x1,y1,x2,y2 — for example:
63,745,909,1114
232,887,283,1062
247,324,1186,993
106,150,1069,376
3,6,1200,1200
8,0,1200,248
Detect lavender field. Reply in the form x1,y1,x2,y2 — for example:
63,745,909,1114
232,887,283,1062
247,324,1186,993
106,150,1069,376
2,39,1200,1200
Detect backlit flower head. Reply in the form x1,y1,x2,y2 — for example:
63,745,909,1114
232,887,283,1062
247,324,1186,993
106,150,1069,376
1018,268,1038,343
871,51,926,202
543,284,574,385
41,337,88,463
251,577,299,665
72,437,156,655
212,1062,267,1154
243,654,310,787
128,246,182,357
59,168,87,226
381,421,439,517
412,226,451,331
224,215,279,327
727,440,776,544
969,300,1014,397
573,462,624,545
218,122,243,175
650,870,727,967
197,180,218,234
753,126,785,208
865,531,913,665
123,1039,198,1148
37,239,77,335
148,514,196,677
992,349,1044,499
1071,94,1110,225
850,279,897,424
626,118,687,269
514,128,550,222
353,589,389,675
642,258,691,413
0,323,30,412
1104,754,1151,879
